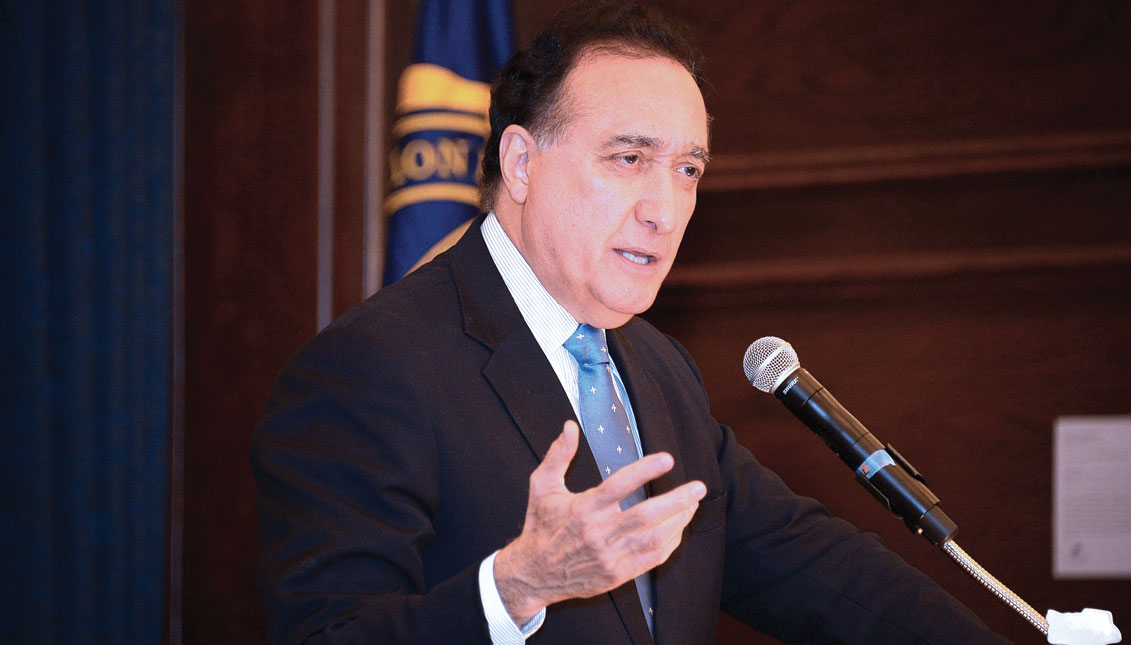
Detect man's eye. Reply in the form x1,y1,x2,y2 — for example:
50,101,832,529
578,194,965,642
679,165,702,179
619,154,641,165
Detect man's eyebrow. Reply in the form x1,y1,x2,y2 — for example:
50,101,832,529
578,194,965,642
608,134,661,149
690,146,711,164
606,134,711,163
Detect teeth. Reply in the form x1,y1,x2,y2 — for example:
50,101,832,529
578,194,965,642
618,249,650,265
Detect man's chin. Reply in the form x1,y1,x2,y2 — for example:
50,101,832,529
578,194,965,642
589,296,659,329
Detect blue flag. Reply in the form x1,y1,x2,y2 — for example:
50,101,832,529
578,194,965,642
384,0,515,284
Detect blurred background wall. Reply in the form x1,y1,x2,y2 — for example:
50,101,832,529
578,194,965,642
6,1,1129,642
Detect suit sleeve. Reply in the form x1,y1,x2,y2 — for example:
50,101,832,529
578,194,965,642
250,323,492,645
664,336,1010,644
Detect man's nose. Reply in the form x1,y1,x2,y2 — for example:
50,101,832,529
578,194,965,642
635,172,679,234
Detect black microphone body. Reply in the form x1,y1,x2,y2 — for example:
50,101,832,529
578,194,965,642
774,366,959,546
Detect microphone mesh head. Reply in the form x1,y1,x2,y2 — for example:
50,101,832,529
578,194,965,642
743,336,800,393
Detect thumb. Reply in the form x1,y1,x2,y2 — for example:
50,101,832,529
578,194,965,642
530,420,580,495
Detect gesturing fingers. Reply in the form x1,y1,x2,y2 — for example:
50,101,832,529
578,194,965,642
605,480,707,545
587,451,676,509
608,498,702,577
561,480,704,589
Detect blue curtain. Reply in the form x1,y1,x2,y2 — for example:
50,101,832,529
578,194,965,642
1,0,176,641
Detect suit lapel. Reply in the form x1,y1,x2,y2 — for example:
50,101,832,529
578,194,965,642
448,221,603,495
481,327,605,496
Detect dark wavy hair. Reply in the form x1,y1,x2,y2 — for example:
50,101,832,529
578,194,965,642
479,1,706,211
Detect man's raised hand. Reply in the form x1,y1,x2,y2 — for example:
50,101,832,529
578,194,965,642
493,420,707,626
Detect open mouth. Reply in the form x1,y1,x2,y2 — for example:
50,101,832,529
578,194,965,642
616,249,656,265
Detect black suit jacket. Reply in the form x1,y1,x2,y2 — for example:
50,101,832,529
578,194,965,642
252,219,1006,644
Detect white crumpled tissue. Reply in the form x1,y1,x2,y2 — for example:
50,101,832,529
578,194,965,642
1047,608,1122,645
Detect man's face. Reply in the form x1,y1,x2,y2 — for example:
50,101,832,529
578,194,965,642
512,52,709,329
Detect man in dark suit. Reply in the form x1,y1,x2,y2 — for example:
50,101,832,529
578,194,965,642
252,3,1007,643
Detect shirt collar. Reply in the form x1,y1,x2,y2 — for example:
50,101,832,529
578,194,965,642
481,213,581,355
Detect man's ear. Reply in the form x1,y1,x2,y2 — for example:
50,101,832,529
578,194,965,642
499,124,534,204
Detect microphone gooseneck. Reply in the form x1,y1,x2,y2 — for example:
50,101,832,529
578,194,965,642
743,337,958,546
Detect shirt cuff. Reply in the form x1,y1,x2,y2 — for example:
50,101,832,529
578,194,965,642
478,550,546,644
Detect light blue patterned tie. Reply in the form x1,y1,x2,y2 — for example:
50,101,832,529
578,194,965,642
564,323,654,635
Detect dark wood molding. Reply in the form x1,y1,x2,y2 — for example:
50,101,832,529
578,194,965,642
666,244,1131,290
700,130,1131,192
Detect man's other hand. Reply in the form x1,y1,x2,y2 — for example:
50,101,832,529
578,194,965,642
493,420,707,626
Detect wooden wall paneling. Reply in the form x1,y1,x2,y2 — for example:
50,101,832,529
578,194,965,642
699,130,1131,192
675,167,1131,280
332,0,370,316
691,2,1131,154
184,1,320,642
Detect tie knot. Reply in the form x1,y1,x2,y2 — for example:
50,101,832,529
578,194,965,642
563,324,610,366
